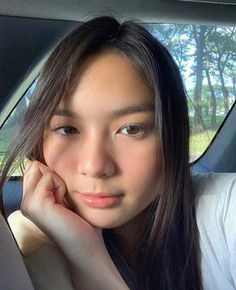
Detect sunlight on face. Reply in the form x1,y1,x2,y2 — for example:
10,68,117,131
43,52,162,234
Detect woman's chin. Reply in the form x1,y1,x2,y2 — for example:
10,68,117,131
77,212,124,230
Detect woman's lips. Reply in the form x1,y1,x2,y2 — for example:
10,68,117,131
78,192,123,208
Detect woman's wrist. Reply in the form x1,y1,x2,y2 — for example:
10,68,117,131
70,267,129,290
68,247,130,290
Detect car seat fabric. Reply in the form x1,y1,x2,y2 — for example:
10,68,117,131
0,213,34,290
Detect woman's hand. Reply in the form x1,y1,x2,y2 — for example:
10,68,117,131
22,161,103,253
21,161,129,290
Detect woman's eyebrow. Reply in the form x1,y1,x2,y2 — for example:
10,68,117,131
54,108,78,118
110,103,154,118
54,102,154,118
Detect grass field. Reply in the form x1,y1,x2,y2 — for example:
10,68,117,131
190,130,216,162
189,114,224,161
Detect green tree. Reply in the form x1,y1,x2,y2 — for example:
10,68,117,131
148,23,236,135
207,27,236,113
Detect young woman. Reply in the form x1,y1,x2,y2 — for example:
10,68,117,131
1,16,236,290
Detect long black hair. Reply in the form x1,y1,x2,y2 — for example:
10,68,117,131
0,16,202,290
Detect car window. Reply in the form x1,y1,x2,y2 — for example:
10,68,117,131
0,22,235,174
147,23,236,161
0,82,36,175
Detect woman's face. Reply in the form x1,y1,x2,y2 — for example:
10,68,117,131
43,52,162,231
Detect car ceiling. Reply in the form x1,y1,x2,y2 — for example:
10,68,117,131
0,0,236,25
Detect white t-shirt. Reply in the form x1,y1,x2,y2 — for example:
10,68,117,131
8,172,236,290
193,173,236,290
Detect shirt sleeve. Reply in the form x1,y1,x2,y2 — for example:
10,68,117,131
193,172,236,290
221,175,236,287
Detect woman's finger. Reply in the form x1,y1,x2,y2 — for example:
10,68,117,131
23,161,43,198
36,162,67,205
22,161,67,215
24,161,66,202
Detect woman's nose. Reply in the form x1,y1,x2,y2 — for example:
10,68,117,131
76,138,115,178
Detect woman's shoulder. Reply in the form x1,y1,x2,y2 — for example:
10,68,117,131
192,172,236,289
192,171,236,198
192,171,236,228
8,210,74,290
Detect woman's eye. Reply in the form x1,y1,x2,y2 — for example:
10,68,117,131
119,125,146,137
53,126,79,135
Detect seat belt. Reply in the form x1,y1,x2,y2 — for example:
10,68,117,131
0,213,34,290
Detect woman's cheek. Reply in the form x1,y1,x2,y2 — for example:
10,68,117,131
43,136,74,173
119,141,162,190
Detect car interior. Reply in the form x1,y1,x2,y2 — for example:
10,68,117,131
0,0,236,289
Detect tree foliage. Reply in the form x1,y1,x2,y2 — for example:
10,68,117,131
147,23,236,134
